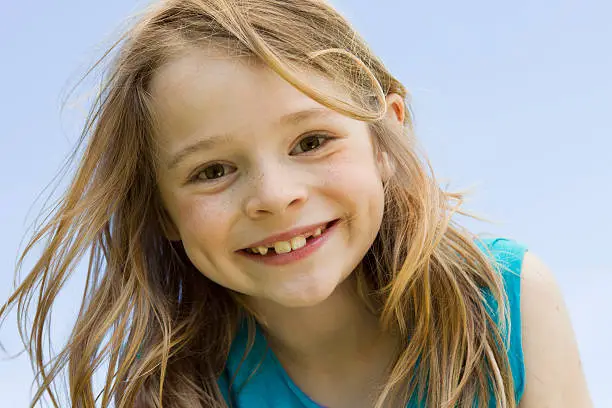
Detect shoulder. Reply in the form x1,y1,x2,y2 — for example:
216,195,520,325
518,251,593,407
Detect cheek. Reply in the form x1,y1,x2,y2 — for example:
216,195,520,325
172,194,235,251
321,144,384,200
319,144,386,233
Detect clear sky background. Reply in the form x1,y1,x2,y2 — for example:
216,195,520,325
1,0,610,406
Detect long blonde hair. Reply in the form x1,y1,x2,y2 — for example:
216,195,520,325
1,0,515,407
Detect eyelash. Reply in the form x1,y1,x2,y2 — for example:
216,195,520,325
188,133,336,184
290,133,335,155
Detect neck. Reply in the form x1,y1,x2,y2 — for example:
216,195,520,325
246,275,395,370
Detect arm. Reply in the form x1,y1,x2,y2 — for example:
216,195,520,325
519,252,593,407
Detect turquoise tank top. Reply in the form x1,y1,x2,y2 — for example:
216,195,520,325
218,237,528,407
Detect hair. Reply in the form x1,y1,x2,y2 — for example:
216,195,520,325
1,0,516,407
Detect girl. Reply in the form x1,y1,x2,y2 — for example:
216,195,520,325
1,0,591,407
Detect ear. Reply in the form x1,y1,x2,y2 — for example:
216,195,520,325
385,92,405,125
375,93,404,182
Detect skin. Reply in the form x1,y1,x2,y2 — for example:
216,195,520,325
150,47,592,407
152,50,394,308
519,252,593,407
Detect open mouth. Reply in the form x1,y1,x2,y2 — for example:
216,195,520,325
240,219,340,257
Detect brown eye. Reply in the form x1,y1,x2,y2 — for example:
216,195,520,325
291,134,332,155
204,164,225,179
194,163,236,182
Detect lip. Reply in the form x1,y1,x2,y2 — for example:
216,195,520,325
240,219,337,249
238,219,339,266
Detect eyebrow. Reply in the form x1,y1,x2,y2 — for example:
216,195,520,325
166,107,334,170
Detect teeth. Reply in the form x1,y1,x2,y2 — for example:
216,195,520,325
248,224,329,255
274,241,292,254
290,236,307,250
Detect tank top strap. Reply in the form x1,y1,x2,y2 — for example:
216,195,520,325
475,237,528,404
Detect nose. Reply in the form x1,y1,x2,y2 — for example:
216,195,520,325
243,163,308,219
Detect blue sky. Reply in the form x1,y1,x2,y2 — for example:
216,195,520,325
1,0,610,406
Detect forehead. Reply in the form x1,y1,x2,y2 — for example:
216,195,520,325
149,48,348,147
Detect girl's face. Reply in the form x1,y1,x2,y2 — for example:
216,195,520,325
152,48,391,308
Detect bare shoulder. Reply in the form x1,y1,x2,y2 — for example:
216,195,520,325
519,251,593,407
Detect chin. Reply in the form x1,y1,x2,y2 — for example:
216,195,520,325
273,267,359,308
270,279,340,308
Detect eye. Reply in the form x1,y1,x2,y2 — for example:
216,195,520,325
290,134,333,155
191,163,236,183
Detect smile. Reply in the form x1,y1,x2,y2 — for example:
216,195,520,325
238,219,339,265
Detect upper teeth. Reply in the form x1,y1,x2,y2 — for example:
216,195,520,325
249,226,324,255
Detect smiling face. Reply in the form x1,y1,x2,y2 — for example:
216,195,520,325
151,48,390,308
